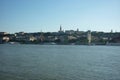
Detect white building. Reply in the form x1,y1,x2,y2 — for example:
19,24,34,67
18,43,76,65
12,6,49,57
87,30,91,45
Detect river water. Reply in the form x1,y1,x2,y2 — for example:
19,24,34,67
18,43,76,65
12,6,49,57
0,44,120,80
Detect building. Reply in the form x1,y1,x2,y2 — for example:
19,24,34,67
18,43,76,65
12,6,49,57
29,36,36,41
58,25,64,34
65,30,75,34
40,33,45,42
2,36,10,42
0,32,8,35
87,30,91,45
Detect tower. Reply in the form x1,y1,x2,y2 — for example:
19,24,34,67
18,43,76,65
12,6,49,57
87,30,91,45
60,25,62,31
111,29,113,33
77,28,79,32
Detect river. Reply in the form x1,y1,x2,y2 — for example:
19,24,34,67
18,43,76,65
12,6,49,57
0,44,120,80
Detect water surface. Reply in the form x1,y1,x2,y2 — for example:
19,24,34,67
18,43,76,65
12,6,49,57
0,44,120,80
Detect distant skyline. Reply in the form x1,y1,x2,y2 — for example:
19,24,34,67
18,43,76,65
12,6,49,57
0,0,120,33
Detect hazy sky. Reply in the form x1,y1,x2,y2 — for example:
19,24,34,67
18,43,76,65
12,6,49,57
0,0,120,33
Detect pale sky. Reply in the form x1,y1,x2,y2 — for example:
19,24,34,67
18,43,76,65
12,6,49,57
0,0,120,33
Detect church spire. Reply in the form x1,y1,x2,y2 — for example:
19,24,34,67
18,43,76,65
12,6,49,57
60,25,62,31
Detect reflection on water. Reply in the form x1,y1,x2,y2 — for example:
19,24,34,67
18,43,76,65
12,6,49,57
0,44,120,80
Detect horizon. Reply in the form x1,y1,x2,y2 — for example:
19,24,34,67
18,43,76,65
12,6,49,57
0,0,120,33
1,28,119,34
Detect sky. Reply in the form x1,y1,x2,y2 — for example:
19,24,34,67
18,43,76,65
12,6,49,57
0,0,120,33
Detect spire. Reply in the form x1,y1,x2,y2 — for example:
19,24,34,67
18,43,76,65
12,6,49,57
58,25,64,33
60,25,62,31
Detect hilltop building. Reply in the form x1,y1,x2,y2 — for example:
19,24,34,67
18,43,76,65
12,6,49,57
58,25,64,34
0,32,8,35
65,30,75,34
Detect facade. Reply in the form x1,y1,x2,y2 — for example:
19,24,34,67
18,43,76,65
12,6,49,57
2,36,10,42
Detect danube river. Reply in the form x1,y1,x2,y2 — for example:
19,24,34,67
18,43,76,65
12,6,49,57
0,44,120,80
